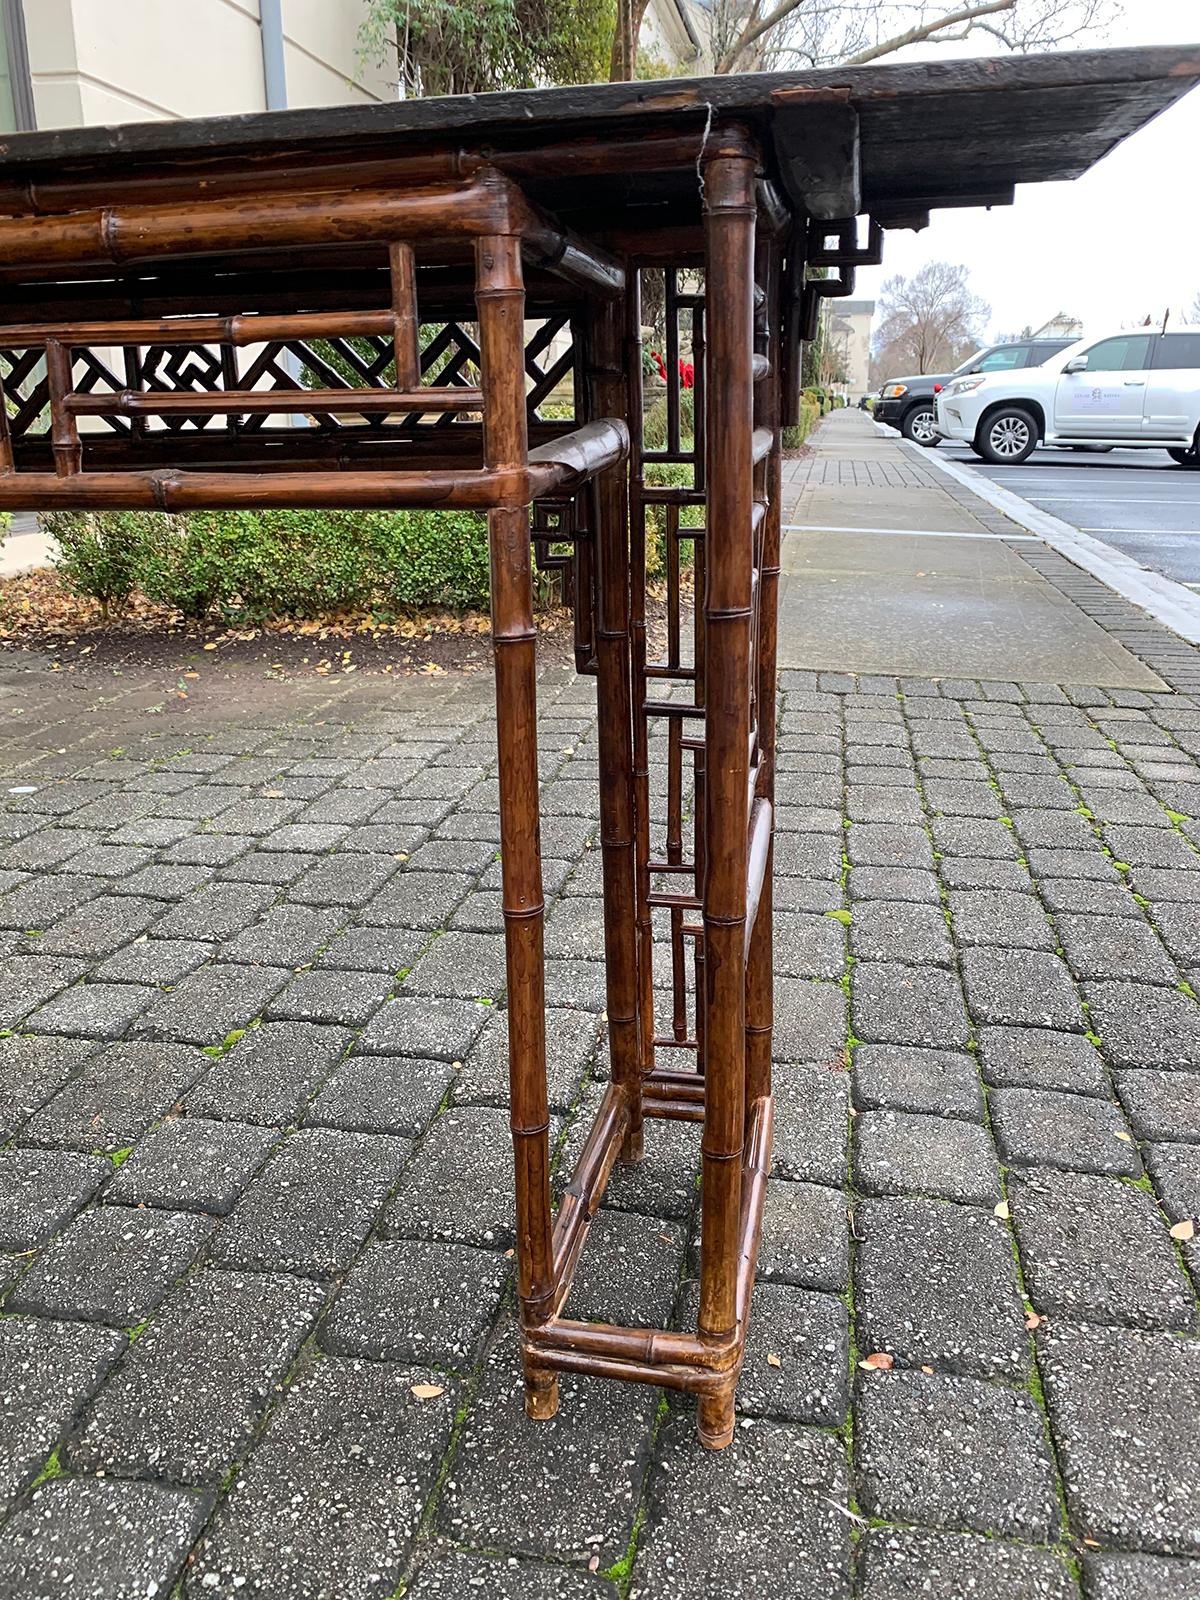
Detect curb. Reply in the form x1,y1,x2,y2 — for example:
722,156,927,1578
910,437,1200,648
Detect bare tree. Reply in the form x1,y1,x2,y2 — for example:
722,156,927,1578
871,261,990,377
702,0,1117,79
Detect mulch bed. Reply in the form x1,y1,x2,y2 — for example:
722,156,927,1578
0,569,678,679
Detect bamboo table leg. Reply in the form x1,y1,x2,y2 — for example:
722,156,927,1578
476,232,558,1420
696,141,758,1451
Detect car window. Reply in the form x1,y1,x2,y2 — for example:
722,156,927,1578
976,344,1029,372
1074,335,1153,372
1151,333,1200,370
1026,343,1071,366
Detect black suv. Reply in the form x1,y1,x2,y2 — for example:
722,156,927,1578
875,338,1074,446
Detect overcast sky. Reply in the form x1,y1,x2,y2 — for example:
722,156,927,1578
853,0,1200,343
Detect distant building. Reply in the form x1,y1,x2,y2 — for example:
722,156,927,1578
0,0,389,133
1031,312,1084,339
829,300,876,397
641,0,705,72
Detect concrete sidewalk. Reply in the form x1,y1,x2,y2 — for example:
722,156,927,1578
0,415,1199,1596
779,410,1189,691
0,513,55,577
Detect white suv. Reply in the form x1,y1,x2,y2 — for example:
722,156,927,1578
933,327,1200,467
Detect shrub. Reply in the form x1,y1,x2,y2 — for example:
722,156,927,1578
367,509,491,611
642,390,695,452
643,460,701,582
45,503,496,625
137,513,235,623
47,510,154,621
781,397,821,451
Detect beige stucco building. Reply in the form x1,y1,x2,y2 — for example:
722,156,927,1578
829,299,876,399
1,0,390,133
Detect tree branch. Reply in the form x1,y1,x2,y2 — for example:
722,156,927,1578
717,0,810,72
842,0,1017,66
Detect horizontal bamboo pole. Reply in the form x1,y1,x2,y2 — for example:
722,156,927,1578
0,180,510,269
0,308,396,348
0,129,705,220
65,387,483,417
0,151,480,217
643,1094,704,1122
0,419,628,508
0,172,624,296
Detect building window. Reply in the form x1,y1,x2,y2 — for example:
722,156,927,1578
1,0,36,133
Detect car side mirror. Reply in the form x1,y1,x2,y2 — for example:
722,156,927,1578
1064,356,1088,373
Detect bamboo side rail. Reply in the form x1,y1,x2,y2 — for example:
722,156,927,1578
586,295,644,1166
65,388,484,417
0,423,628,507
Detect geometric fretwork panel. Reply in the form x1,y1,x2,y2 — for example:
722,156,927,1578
1,314,575,440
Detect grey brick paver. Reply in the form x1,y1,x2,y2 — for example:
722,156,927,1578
0,1478,210,1599
9,544,1200,1591
855,1197,1028,1378
19,1040,210,1151
1011,1167,1192,1329
185,1359,456,1600
408,1547,619,1597
858,1529,1076,1600
855,1369,1060,1541
104,1116,279,1213
7,1206,214,1326
852,1044,983,1121
214,1127,410,1277
990,1086,1141,1176
854,1109,1001,1207
1042,1320,1200,1553
1082,1552,1200,1599
70,1269,325,1484
438,1323,658,1569
0,1317,126,1516
628,1418,850,1599
0,1147,109,1251
0,1035,96,1141
186,1018,350,1125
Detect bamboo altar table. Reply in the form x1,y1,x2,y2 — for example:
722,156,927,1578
0,44,1195,1446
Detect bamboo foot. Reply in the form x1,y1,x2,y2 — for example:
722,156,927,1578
523,1361,560,1421
618,1125,645,1165
697,1390,736,1451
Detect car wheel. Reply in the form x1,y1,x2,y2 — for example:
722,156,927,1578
901,405,939,446
976,407,1038,465
1167,444,1200,468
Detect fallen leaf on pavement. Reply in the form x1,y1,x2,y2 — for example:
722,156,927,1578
766,1352,782,1369
410,1383,444,1401
858,1352,894,1371
993,1199,1010,1219
1170,1218,1196,1241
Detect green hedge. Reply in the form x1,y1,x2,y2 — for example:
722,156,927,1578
781,397,821,452
45,507,493,623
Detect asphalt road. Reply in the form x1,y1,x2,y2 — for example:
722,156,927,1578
930,442,1200,590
